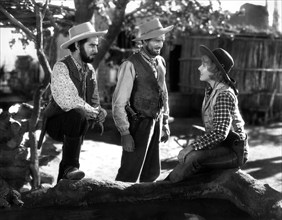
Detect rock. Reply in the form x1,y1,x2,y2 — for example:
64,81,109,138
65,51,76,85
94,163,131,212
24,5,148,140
0,104,34,190
0,165,31,189
40,171,54,185
0,178,23,208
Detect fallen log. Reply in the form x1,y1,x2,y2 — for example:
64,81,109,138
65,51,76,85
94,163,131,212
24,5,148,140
18,169,282,220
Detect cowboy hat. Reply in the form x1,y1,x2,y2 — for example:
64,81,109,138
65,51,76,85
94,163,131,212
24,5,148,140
132,18,174,41
199,45,236,85
61,22,107,49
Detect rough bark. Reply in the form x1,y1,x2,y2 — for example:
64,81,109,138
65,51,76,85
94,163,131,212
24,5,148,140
19,169,282,220
92,0,130,69
74,0,96,23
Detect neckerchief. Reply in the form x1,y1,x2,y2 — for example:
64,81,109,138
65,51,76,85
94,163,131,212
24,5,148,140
140,49,158,78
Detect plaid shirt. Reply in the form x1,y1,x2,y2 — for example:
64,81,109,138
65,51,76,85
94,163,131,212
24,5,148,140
191,86,245,150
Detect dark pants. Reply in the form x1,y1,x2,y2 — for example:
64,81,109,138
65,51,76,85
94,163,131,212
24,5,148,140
115,117,162,182
169,138,248,183
46,109,89,182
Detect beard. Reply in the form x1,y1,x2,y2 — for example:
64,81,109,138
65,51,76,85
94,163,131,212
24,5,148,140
79,45,95,63
144,45,161,57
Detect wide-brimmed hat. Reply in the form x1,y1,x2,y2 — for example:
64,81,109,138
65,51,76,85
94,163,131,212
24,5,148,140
132,18,174,42
199,45,236,85
61,22,107,49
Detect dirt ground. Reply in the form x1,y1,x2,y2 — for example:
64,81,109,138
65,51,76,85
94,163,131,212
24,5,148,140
38,114,282,193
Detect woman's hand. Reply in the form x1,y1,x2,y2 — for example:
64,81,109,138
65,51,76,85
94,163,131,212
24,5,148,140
161,124,170,143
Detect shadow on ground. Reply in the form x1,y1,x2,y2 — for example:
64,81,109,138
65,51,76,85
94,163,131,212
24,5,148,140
242,156,282,180
42,115,282,192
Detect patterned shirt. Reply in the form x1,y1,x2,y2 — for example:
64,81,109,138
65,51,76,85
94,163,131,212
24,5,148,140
191,86,246,150
51,56,100,117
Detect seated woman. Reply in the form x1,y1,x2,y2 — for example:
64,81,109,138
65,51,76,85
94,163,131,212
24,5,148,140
168,45,249,183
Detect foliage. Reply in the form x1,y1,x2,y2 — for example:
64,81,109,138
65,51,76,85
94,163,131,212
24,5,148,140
123,0,281,41
123,0,232,39
7,56,41,99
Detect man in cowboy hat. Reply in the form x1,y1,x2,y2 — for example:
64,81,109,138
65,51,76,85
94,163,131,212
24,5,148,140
112,18,173,182
44,22,108,182
167,45,249,183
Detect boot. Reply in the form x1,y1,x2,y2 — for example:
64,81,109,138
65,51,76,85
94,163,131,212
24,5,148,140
57,136,85,182
63,166,85,180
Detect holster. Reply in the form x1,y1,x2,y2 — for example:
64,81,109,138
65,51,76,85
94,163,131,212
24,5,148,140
125,104,139,121
220,131,247,166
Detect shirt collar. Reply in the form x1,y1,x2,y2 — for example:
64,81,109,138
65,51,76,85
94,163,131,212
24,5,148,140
70,55,88,73
205,82,226,96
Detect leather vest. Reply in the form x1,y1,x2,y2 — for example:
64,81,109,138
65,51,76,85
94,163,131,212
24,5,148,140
202,83,245,136
128,53,166,119
61,55,96,105
45,55,97,118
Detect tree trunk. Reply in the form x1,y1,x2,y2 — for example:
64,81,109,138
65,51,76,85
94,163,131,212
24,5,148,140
20,169,282,220
93,0,130,69
74,0,95,23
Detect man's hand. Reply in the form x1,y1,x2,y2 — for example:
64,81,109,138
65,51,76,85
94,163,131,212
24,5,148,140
178,145,194,164
89,108,107,135
161,124,170,143
121,134,135,152
96,108,107,123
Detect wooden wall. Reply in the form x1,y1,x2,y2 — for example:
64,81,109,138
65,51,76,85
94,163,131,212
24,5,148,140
177,35,282,117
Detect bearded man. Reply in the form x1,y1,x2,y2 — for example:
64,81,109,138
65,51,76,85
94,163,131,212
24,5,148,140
44,22,107,182
112,18,173,182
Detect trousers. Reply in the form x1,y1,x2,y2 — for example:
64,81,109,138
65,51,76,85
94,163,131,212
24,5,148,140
46,109,89,182
169,138,248,183
116,117,162,182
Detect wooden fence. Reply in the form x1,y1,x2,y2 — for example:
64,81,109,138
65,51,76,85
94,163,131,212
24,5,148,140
177,35,282,117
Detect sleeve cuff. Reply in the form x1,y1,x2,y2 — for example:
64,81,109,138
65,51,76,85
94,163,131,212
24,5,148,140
120,130,130,136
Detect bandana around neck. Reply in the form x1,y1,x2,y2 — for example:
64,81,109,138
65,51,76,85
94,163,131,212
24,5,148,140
140,49,157,66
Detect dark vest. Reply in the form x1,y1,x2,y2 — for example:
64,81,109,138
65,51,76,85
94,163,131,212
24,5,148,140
45,55,96,118
128,53,166,119
61,55,95,105
202,83,245,137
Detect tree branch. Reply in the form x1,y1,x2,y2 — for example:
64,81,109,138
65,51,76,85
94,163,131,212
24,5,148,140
93,0,130,69
0,5,36,41
41,0,49,19
126,0,153,16
20,169,282,219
